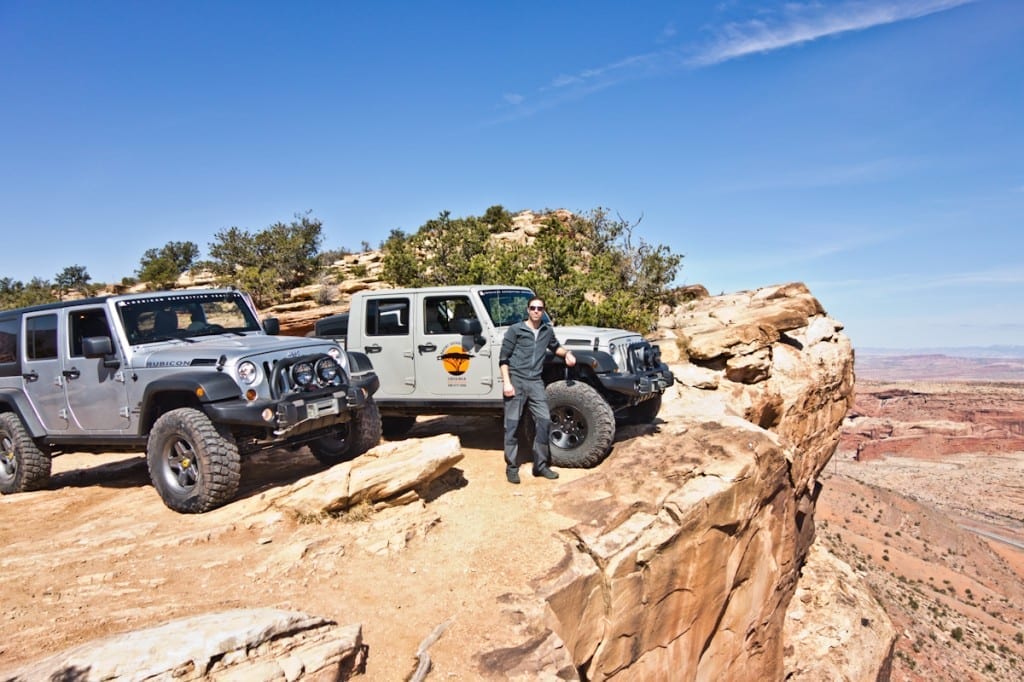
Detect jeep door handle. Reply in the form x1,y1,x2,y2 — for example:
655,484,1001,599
63,367,81,380
418,343,436,354
23,370,39,382
365,344,382,353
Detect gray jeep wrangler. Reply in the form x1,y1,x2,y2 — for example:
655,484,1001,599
318,285,674,468
0,289,381,513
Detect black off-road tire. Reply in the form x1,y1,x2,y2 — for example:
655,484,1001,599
624,393,663,425
147,408,241,513
381,415,416,440
547,380,616,469
0,412,51,494
309,399,382,465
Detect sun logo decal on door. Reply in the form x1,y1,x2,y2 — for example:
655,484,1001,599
439,344,471,376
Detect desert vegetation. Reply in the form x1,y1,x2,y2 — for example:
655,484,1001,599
0,206,684,333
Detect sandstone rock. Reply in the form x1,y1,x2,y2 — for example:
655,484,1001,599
289,283,327,301
267,435,464,516
6,609,366,681
670,282,826,362
475,282,861,681
784,544,897,681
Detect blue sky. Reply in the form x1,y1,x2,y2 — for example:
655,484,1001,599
2,0,1021,349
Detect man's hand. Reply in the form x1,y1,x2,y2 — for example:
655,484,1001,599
503,383,516,398
565,350,577,367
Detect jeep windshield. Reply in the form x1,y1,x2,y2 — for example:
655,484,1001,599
478,290,545,327
117,292,262,345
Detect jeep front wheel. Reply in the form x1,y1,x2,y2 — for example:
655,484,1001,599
0,412,51,494
309,398,382,465
547,381,615,469
147,408,241,513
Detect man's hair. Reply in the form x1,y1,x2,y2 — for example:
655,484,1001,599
528,296,546,309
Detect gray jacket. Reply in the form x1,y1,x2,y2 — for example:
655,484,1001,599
499,320,562,382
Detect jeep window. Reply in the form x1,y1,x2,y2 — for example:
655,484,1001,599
424,296,475,335
70,308,113,357
26,314,58,360
118,292,261,345
365,298,409,336
479,290,536,327
0,317,18,364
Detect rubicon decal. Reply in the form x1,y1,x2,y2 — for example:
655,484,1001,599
439,344,472,376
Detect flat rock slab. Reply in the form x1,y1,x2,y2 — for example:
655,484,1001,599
6,608,365,681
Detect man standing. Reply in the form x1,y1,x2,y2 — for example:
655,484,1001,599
499,296,576,484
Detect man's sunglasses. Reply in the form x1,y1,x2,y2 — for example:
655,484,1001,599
528,305,545,311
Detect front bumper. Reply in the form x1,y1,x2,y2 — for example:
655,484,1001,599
203,382,376,441
597,364,675,397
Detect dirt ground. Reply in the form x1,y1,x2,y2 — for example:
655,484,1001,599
3,379,1023,680
0,415,607,680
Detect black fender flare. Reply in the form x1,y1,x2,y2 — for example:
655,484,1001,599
555,348,617,373
347,350,374,375
542,349,616,387
0,389,46,438
139,372,243,430
346,350,380,397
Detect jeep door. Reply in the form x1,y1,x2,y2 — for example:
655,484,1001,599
356,296,415,395
62,305,130,432
416,294,495,397
20,312,67,431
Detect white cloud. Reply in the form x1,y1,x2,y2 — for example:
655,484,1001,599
717,157,925,193
816,266,1024,295
689,0,978,66
493,0,976,121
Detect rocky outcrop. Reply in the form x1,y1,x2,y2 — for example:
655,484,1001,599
474,282,866,679
783,544,896,681
262,434,464,516
7,609,366,681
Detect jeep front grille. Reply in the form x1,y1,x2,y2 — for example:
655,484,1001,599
626,341,662,373
265,354,349,399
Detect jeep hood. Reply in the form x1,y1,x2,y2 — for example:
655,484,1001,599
130,334,343,365
553,325,644,349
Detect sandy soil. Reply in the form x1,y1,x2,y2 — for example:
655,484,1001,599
0,415,603,680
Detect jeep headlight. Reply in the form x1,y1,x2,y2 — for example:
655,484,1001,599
608,343,624,371
327,344,349,370
315,357,343,385
291,361,315,387
237,361,260,386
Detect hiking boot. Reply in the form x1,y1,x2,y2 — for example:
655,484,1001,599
506,468,520,484
533,468,559,480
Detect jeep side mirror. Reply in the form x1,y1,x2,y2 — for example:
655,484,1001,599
455,318,481,336
83,336,112,358
83,336,121,369
263,318,280,335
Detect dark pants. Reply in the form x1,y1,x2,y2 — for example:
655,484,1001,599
503,379,552,473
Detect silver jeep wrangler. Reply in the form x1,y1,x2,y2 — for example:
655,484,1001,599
0,289,381,513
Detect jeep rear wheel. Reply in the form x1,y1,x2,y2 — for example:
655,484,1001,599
147,408,241,513
0,412,51,494
547,381,615,468
309,398,382,465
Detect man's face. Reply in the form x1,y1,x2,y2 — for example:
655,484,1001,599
527,299,545,323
